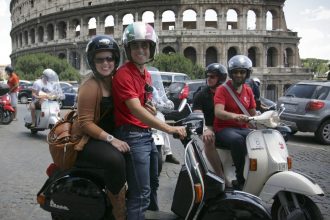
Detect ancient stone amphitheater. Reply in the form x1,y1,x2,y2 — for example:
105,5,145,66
9,0,311,100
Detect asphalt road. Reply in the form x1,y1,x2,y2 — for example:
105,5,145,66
0,104,329,219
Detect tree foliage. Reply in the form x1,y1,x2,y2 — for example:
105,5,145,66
301,58,329,77
14,53,81,81
150,53,205,79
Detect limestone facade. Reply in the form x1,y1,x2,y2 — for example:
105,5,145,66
9,0,312,100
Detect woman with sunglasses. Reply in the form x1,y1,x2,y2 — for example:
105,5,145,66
112,22,186,220
214,55,257,190
75,35,130,220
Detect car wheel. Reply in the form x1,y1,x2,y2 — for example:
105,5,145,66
20,95,29,104
315,119,330,145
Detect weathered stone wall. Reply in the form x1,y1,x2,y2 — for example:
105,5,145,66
9,0,312,100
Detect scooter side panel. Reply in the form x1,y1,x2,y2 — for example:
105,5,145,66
259,171,324,202
244,130,270,195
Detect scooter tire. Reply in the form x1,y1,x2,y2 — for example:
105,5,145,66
271,194,323,220
1,110,14,125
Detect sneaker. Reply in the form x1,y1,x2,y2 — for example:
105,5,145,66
165,154,180,164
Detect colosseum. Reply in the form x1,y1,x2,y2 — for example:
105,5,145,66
9,0,312,100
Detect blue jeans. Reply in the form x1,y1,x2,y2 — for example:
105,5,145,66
116,128,159,220
215,127,252,184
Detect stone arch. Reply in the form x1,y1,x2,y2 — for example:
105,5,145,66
88,17,96,36
46,24,54,41
161,10,176,30
267,47,278,67
122,13,134,30
205,9,217,28
182,9,197,29
58,53,66,59
162,46,176,54
266,84,276,101
30,28,35,44
19,32,22,47
142,11,155,27
24,30,28,45
70,18,80,37
205,47,218,66
266,11,273,30
284,47,294,67
226,9,238,30
57,21,67,39
267,8,280,30
248,47,259,67
37,26,44,43
247,10,256,30
105,15,115,35
227,47,238,61
184,47,197,64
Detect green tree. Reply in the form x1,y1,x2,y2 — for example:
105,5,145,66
14,53,81,81
301,58,329,77
150,53,205,79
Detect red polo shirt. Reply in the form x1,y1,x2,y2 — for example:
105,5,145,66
7,73,20,93
112,61,152,128
214,80,256,132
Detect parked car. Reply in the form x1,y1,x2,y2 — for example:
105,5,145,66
149,71,190,88
277,80,330,144
18,82,33,104
19,80,32,90
164,79,206,121
59,86,77,109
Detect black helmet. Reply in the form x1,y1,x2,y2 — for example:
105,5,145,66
205,63,228,85
228,55,253,80
122,22,158,63
5,65,14,74
86,35,120,75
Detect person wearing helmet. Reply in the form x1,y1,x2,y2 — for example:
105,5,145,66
192,63,227,179
112,22,186,219
246,76,261,111
29,68,57,127
214,55,257,190
75,35,129,220
5,65,20,120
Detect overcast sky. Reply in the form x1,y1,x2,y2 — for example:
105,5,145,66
1,0,329,65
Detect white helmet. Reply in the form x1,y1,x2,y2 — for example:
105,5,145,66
252,77,261,86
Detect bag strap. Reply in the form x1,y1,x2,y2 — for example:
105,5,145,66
223,83,251,117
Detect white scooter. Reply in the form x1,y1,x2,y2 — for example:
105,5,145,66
24,73,64,134
204,107,324,219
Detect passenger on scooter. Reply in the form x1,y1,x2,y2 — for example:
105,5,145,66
29,68,57,127
5,65,19,121
112,22,186,219
214,55,257,190
152,85,180,164
192,63,227,179
75,35,130,220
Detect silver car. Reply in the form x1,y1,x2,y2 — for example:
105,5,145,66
277,80,330,145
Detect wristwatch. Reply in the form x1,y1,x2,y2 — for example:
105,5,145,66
106,134,114,143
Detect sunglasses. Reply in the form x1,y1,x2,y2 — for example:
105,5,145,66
94,56,115,64
206,75,218,79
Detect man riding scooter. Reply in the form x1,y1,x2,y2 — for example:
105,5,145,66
29,68,58,128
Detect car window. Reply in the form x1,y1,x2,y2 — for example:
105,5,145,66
189,82,204,92
174,75,188,82
168,82,185,93
161,75,171,82
285,84,317,98
315,86,330,100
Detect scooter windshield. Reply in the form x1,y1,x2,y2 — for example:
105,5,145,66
150,71,174,111
45,72,64,100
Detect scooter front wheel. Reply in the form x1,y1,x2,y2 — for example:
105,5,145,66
271,193,323,220
1,110,14,124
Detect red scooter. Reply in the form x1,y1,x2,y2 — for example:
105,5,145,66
0,88,15,125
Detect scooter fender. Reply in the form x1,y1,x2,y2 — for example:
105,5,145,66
3,105,15,112
259,171,324,203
